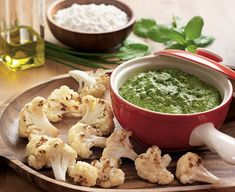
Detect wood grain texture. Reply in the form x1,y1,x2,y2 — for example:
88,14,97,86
0,75,235,192
1,0,235,191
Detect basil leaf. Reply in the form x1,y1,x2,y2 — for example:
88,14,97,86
133,16,214,53
118,42,150,60
147,26,171,43
185,16,204,40
186,44,198,53
168,29,187,44
166,43,186,50
172,16,185,33
133,18,157,37
148,25,186,44
194,35,215,47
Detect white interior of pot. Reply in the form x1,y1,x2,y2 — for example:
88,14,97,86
111,55,233,107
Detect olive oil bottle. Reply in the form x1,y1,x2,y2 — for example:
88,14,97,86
0,25,45,71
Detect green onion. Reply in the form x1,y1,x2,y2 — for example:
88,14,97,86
45,40,151,69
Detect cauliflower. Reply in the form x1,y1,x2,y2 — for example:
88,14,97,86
67,122,106,158
44,85,80,122
68,161,98,187
135,146,174,185
102,129,138,161
79,95,114,135
69,69,109,98
161,153,172,168
19,96,59,139
92,157,125,188
26,135,77,181
176,152,219,184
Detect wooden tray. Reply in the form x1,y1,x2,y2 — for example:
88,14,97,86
0,74,235,192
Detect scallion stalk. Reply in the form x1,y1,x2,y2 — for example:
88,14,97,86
45,40,150,69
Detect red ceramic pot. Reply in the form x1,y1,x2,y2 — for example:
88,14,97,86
110,49,235,164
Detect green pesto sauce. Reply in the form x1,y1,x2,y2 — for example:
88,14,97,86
119,68,221,114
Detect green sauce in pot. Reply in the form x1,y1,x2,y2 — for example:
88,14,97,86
119,68,221,114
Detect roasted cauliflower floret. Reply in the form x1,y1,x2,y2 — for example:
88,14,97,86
26,135,77,181
19,96,59,139
67,122,106,158
92,157,125,188
44,85,80,122
102,129,138,161
79,95,114,135
135,146,174,185
161,153,172,168
69,69,109,98
176,152,219,184
68,161,98,187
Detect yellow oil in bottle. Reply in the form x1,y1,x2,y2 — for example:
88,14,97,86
0,25,45,71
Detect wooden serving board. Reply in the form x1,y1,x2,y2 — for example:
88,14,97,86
0,74,235,192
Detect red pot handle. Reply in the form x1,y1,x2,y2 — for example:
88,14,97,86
155,49,235,80
196,49,223,62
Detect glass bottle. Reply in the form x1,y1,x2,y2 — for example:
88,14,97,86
0,0,45,71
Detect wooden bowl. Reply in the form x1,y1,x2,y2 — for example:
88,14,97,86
47,0,136,52
1,73,235,191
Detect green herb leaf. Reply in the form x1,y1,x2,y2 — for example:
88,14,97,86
147,26,171,43
193,35,215,47
117,41,150,60
166,43,186,50
186,44,198,53
134,16,214,52
172,16,185,33
148,25,186,44
133,18,157,37
185,16,204,40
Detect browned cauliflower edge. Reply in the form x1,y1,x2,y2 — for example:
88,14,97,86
176,152,219,184
69,69,109,98
26,135,77,181
92,157,125,188
19,96,58,139
68,161,98,187
102,129,138,161
79,95,114,135
67,122,106,158
135,146,174,185
44,85,81,122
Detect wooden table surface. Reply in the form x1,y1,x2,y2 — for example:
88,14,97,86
1,0,235,191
